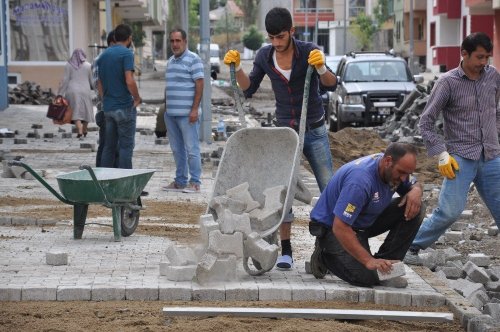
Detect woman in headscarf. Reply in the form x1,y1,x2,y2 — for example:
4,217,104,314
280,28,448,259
59,48,94,138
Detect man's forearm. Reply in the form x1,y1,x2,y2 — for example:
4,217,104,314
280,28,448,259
235,69,251,91
192,79,204,110
319,70,337,87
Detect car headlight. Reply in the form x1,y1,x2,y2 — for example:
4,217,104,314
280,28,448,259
344,94,363,105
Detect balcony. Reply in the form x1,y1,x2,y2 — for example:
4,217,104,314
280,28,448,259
403,0,427,12
293,8,335,27
466,0,493,9
433,0,460,19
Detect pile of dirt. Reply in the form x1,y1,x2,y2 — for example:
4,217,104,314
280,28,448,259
328,127,442,185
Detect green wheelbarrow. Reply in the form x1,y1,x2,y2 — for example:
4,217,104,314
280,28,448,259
8,161,155,242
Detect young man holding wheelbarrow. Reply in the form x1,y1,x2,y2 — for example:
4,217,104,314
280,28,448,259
223,7,337,269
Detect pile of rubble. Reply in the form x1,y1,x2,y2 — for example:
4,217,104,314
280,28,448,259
377,78,443,144
8,81,55,105
411,210,500,330
159,182,287,284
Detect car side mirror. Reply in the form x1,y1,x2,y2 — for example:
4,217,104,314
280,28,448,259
413,75,424,84
337,75,341,82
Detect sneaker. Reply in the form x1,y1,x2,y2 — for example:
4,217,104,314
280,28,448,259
276,254,293,269
162,181,186,192
403,249,422,266
182,183,200,193
310,240,327,279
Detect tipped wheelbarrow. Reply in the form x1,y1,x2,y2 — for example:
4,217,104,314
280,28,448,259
208,64,315,275
8,161,155,242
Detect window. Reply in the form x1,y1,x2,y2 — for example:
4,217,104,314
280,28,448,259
9,0,69,62
349,0,365,18
300,0,317,11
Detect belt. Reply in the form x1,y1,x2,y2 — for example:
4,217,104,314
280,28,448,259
277,116,325,132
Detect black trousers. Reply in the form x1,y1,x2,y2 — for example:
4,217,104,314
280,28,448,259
312,198,425,287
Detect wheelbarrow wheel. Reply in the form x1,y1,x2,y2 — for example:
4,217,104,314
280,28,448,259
120,206,140,237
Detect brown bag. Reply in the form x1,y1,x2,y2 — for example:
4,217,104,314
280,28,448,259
47,95,72,125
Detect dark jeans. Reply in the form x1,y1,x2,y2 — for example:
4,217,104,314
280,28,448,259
95,111,118,168
311,198,425,287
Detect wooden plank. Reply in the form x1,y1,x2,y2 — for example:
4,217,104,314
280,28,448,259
162,306,454,322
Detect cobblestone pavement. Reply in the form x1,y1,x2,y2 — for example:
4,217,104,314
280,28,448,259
0,76,467,321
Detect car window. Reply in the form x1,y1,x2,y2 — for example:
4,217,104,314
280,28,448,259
343,60,411,82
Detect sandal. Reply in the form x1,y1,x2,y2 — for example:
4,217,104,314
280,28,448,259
276,254,293,269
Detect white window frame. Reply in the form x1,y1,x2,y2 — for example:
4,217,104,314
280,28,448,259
6,0,73,66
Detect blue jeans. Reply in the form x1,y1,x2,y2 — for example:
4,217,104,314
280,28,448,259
164,114,202,186
101,107,137,169
411,154,500,250
303,124,334,192
284,124,334,222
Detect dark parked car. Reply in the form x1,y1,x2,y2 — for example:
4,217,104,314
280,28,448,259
329,51,424,131
321,56,343,126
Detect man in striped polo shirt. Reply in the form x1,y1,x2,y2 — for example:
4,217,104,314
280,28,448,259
163,28,204,194
405,32,500,264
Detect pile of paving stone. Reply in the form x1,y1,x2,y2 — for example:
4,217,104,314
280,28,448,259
8,81,55,105
412,210,500,330
377,77,443,144
159,182,286,284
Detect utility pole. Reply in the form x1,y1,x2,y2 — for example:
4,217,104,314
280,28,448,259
180,0,188,38
225,4,229,51
409,0,415,74
313,3,319,45
105,0,112,34
305,0,309,42
199,0,212,143
343,0,347,54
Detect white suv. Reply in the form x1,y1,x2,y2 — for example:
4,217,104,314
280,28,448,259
330,51,424,131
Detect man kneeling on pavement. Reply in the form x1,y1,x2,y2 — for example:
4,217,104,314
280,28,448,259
309,142,425,287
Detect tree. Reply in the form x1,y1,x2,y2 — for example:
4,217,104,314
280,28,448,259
373,0,391,27
350,13,377,51
236,0,258,29
242,25,264,51
131,22,145,48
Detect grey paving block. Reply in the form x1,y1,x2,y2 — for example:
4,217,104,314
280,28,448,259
324,285,359,303
11,216,36,225
411,292,446,307
258,284,292,301
91,285,126,301
451,221,467,231
445,231,464,242
159,283,192,301
22,286,57,300
483,303,500,320
126,286,159,300
374,290,412,306
61,133,72,139
192,284,225,301
57,286,91,301
467,290,490,310
46,251,68,266
0,216,12,225
436,266,463,279
467,314,500,332
225,283,258,301
447,298,483,328
291,284,325,301
357,288,375,302
0,286,22,301
468,253,491,268
36,218,57,225
160,262,196,281
377,261,405,280
14,138,28,144
464,261,491,284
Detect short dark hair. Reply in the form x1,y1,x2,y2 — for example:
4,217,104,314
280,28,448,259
106,30,115,46
170,28,187,40
384,142,418,163
265,7,293,35
461,32,493,54
114,24,132,42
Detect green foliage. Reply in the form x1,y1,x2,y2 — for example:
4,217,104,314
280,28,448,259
373,0,391,27
242,25,264,51
131,22,145,48
214,12,240,34
351,13,377,51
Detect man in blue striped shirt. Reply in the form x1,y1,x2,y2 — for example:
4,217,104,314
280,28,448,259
163,28,204,194
405,32,500,264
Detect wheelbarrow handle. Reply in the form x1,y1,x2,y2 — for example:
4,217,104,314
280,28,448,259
7,160,72,204
229,62,247,129
79,165,112,206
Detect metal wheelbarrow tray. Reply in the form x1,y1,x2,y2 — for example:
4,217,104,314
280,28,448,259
8,161,155,242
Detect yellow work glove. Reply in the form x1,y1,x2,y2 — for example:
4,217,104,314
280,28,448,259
438,151,459,179
308,49,327,75
223,50,241,71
